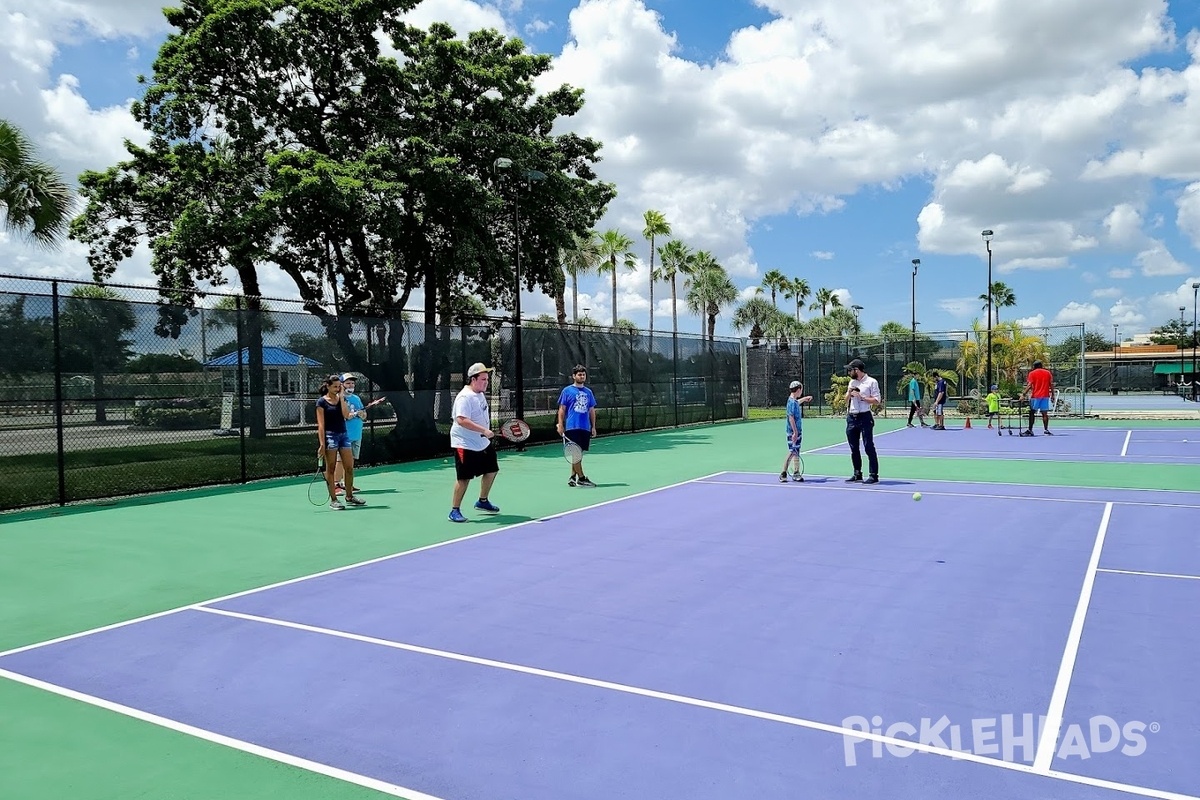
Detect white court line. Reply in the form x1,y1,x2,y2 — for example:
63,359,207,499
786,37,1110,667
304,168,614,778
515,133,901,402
800,426,906,455
0,472,726,660
812,444,1200,462
1034,502,1113,773
182,606,1199,800
706,470,1200,496
0,668,447,800
1098,568,1200,582
696,477,1200,510
1121,430,1133,457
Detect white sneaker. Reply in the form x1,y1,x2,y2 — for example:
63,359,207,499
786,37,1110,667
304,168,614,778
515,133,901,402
329,500,345,510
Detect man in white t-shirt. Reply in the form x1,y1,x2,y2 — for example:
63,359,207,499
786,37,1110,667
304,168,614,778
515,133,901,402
448,362,501,522
844,358,881,484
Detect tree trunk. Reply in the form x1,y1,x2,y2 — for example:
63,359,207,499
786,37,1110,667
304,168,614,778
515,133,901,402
648,238,655,338
92,366,107,424
235,262,268,439
610,262,617,328
554,290,567,326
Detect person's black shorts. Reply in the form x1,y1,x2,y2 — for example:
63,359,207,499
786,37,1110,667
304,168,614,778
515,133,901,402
454,443,499,480
565,428,591,451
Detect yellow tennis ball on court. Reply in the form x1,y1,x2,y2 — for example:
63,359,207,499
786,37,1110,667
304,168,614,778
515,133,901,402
913,492,922,501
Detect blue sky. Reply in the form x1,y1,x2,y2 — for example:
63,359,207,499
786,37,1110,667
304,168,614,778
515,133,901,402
4,0,1200,342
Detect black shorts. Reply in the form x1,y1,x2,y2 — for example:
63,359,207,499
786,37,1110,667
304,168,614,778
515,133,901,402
454,443,499,480
564,428,591,451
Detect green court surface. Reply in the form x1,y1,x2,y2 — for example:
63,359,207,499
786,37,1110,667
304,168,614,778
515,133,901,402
2,416,1199,800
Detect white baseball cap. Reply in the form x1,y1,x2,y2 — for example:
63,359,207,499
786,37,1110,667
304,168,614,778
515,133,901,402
467,362,493,378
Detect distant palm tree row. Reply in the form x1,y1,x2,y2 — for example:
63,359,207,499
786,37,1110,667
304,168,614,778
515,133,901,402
557,209,738,342
556,213,1021,348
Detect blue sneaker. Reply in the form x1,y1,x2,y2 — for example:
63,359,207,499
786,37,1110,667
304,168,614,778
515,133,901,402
448,508,467,523
474,499,500,514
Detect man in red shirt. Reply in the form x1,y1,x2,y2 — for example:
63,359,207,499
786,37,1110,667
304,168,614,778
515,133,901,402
1021,360,1055,436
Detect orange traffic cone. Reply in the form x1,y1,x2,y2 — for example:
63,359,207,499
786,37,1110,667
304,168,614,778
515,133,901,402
964,416,972,429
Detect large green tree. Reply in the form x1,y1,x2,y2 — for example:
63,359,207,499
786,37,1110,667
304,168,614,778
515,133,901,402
69,0,613,456
1149,318,1196,348
59,286,137,423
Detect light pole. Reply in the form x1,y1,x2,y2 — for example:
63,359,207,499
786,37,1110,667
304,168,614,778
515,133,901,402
1112,323,1119,394
982,230,994,390
911,259,920,364
1192,282,1199,401
1182,305,1188,396
493,157,546,422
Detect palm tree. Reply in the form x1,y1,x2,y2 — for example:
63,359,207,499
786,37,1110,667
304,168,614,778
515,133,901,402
806,306,860,338
980,281,1017,324
642,210,670,337
656,239,694,342
785,277,810,321
761,270,789,308
596,228,636,328
561,230,601,324
685,252,737,341
764,312,804,352
0,120,74,247
809,287,842,316
731,293,778,347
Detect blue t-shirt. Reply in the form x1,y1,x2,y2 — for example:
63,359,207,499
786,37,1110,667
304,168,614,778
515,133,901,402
316,396,346,433
557,384,596,431
935,378,947,403
786,397,803,435
345,393,365,440
907,378,921,403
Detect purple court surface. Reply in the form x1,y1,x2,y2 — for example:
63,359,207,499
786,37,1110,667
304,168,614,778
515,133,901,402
2,473,1198,800
809,425,1200,465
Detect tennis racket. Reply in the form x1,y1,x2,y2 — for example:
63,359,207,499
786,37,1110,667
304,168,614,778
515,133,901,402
498,418,531,443
307,454,326,505
791,453,805,481
562,434,583,465
363,397,387,410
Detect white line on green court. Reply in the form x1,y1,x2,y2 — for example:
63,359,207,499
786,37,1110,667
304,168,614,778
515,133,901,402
0,472,726,661
187,605,1198,800
1034,502,1113,773
0,668,447,800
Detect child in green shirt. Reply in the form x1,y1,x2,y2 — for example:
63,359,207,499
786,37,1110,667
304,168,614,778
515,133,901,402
986,385,1001,429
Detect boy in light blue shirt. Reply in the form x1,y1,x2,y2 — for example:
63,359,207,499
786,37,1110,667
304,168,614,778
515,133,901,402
780,380,812,482
335,373,367,493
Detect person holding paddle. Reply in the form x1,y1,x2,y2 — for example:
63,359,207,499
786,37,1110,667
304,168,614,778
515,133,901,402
557,364,598,487
448,363,501,522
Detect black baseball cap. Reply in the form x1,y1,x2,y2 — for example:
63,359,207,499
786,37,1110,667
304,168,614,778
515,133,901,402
845,358,866,371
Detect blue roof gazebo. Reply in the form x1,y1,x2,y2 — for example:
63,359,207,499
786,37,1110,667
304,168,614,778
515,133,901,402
204,346,323,400
203,347,324,428
202,346,322,368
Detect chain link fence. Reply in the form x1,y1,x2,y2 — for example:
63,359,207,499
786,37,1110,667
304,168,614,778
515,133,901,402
747,324,1087,417
0,275,745,511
